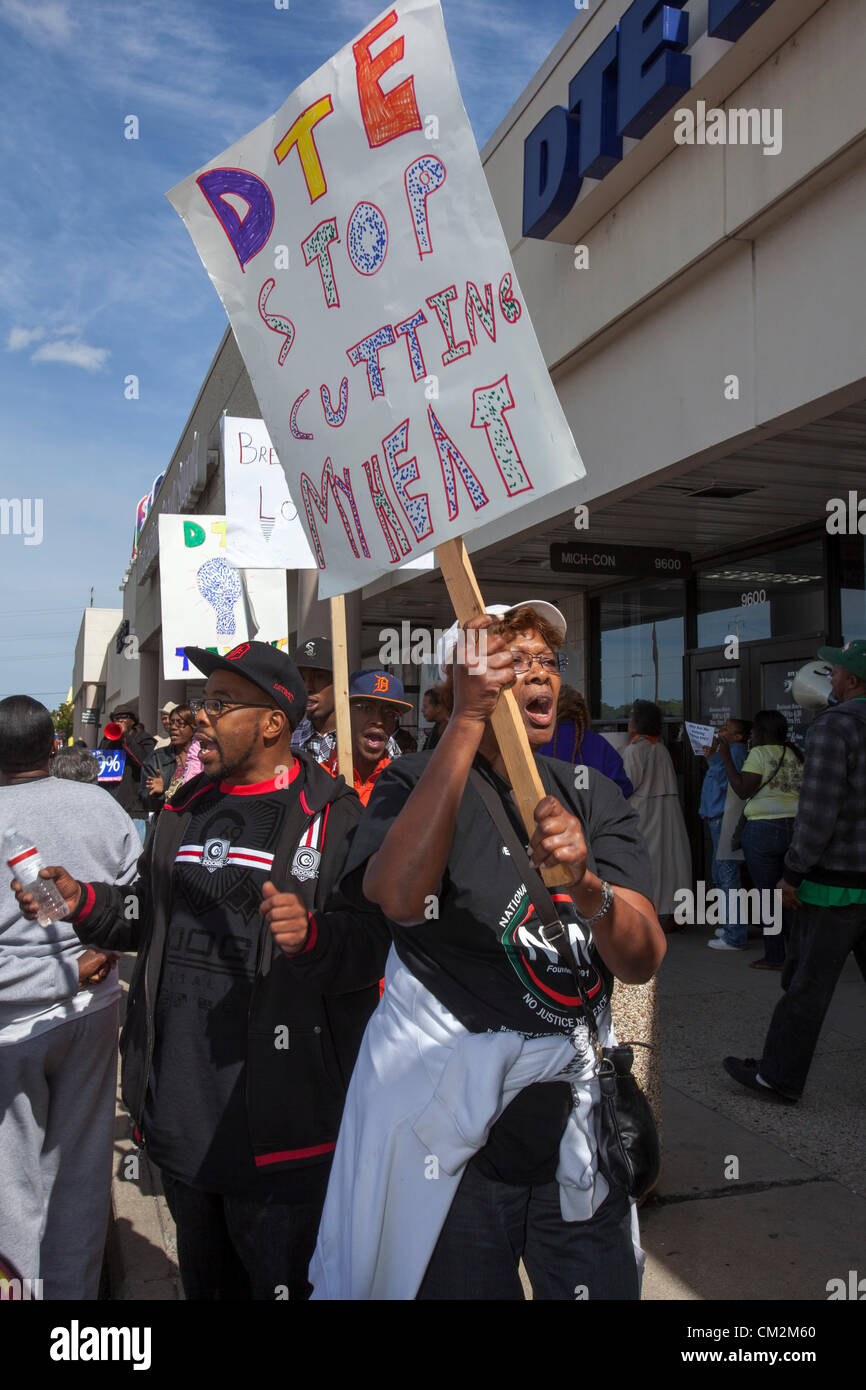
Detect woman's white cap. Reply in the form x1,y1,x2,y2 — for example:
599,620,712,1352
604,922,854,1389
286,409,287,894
436,601,567,680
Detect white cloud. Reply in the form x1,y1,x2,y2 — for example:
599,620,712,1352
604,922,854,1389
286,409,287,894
31,338,109,371
0,0,74,44
7,326,45,351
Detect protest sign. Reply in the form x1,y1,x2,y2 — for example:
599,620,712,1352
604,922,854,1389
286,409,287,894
223,415,316,570
92,748,125,784
685,720,717,755
167,0,584,600
158,514,289,680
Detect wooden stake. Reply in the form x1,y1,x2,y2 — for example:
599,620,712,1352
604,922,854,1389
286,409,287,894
329,593,354,787
436,537,572,888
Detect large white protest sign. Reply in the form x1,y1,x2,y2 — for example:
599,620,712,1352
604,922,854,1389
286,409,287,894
159,514,289,680
168,0,584,599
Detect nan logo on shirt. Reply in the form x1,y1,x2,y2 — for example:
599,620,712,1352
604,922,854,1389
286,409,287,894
202,837,231,873
291,846,321,882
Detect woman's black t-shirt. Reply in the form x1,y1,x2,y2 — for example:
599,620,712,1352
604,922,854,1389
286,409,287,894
341,752,652,1038
340,752,653,1183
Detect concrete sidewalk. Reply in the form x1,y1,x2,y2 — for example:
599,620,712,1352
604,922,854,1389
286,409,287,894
107,931,866,1300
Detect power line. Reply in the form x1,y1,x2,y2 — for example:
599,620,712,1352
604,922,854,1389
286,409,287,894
0,607,88,618
0,633,76,642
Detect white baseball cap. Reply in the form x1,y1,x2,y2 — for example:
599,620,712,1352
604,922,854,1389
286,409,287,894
436,601,567,680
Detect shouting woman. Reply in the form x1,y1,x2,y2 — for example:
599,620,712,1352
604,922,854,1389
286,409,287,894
309,604,665,1301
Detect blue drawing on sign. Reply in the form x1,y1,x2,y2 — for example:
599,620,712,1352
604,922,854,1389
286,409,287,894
346,201,388,275
196,557,242,637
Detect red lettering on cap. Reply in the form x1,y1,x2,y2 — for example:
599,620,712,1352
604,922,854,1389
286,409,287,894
226,643,251,660
273,683,295,701
373,674,390,693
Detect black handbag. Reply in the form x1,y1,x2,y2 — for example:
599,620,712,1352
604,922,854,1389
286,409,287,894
469,769,660,1200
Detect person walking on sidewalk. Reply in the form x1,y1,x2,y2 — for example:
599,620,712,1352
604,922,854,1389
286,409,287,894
716,710,803,966
1,695,139,1299
723,642,866,1101
13,644,389,1300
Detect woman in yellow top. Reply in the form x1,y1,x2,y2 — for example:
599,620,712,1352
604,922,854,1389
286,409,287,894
717,710,804,967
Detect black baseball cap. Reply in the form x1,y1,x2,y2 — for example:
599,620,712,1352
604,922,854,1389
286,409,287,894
292,636,333,673
184,641,308,729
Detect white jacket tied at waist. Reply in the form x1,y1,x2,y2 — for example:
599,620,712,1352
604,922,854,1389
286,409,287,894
310,947,644,1300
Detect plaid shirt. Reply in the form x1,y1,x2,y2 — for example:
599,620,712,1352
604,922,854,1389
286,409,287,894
291,719,401,763
784,700,866,887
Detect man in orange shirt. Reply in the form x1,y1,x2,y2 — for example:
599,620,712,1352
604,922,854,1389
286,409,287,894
321,670,412,806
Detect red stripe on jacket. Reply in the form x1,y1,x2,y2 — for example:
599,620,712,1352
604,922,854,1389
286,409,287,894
254,1140,336,1167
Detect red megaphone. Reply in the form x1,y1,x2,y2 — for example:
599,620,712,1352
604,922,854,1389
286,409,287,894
104,722,124,741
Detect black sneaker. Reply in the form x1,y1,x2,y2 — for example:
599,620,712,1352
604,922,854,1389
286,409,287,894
722,1056,799,1103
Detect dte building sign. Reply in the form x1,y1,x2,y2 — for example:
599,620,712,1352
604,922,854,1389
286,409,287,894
169,0,584,599
523,0,779,239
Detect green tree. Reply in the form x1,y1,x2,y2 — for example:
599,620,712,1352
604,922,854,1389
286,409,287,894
52,700,74,739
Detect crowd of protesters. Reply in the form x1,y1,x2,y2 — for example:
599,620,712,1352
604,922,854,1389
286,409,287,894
1,614,864,1300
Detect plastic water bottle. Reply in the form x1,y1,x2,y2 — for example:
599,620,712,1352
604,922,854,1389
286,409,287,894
4,829,69,927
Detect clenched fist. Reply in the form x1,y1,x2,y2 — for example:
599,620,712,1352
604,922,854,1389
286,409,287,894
259,880,311,957
529,795,588,885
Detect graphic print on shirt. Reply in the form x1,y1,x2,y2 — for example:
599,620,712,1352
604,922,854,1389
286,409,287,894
498,886,608,1031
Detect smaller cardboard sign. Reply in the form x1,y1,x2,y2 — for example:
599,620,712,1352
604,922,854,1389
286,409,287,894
685,720,716,755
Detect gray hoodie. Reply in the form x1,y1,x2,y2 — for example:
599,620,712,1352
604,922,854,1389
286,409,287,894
1,777,140,1040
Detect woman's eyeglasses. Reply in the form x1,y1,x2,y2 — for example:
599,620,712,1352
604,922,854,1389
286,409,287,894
509,651,567,676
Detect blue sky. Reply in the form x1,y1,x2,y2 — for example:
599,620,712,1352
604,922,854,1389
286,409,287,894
0,0,574,709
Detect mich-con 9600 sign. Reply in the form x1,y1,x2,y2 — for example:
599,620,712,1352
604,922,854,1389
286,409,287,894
550,543,692,578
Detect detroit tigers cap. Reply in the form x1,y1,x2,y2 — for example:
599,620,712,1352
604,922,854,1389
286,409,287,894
291,636,333,673
184,641,308,729
348,669,413,712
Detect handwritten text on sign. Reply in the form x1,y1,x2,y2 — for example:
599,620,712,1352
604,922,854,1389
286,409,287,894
167,0,584,598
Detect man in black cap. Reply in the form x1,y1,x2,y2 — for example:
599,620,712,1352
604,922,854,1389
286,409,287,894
12,641,389,1300
291,635,402,764
290,636,338,761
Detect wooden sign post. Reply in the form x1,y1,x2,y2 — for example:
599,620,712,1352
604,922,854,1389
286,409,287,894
329,593,354,787
436,537,572,889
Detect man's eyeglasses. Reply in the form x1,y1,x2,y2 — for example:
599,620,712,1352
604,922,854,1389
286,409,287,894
189,698,277,719
509,651,567,676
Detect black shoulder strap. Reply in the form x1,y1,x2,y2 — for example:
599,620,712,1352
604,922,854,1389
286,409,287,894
468,768,598,1039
